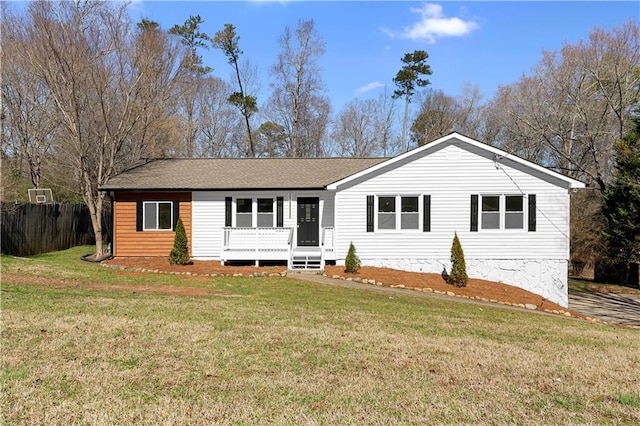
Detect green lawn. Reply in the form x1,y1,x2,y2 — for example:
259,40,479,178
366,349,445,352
2,247,639,425
569,277,640,295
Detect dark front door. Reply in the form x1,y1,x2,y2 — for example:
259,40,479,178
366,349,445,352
297,197,319,246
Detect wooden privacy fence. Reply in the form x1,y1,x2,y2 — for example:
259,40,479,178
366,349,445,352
1,202,112,257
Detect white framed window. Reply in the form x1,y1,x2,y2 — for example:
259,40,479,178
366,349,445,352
505,195,524,229
400,196,419,230
143,201,173,230
236,198,252,227
479,195,525,230
376,195,421,231
257,198,274,228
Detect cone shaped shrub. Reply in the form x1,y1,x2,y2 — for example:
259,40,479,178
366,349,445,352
344,241,361,273
448,232,468,287
169,217,190,265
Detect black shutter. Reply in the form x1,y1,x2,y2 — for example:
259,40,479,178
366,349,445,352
470,194,478,232
225,197,232,227
423,194,431,232
276,197,284,227
136,201,143,231
366,195,374,232
173,200,180,230
528,194,537,232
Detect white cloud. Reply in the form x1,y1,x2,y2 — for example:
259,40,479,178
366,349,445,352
385,3,478,43
355,81,384,95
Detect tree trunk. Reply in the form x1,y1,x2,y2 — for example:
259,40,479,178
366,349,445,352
401,95,410,153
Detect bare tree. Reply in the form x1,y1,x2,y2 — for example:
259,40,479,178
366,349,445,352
411,89,456,146
486,21,640,191
331,91,398,157
332,98,378,157
411,83,486,145
17,1,187,256
268,19,329,157
196,76,244,157
373,88,400,157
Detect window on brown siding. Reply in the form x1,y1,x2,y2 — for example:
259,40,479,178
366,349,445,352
143,201,173,230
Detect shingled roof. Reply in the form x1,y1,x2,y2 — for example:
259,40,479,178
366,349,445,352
100,157,388,191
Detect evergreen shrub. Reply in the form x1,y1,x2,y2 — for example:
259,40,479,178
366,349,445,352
448,232,468,287
169,217,190,265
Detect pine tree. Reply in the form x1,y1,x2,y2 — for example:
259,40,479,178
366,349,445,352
344,241,361,273
600,115,640,283
448,232,468,287
169,218,190,265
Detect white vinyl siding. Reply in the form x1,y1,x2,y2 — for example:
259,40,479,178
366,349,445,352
334,141,571,262
191,190,335,260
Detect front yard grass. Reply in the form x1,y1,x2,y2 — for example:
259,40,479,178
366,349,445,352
2,247,639,424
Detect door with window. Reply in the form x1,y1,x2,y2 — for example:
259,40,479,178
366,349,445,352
297,197,319,246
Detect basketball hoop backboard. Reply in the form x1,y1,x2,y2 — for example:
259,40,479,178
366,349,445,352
28,188,54,204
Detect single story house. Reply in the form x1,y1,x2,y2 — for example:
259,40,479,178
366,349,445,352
100,133,585,307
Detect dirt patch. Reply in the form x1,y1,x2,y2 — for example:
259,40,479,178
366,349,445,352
2,273,213,297
104,257,288,276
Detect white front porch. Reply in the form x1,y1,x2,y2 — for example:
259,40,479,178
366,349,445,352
221,226,335,269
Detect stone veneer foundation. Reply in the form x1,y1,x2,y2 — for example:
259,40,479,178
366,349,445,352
362,258,569,307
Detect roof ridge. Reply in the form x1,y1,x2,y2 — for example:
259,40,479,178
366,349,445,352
135,156,388,161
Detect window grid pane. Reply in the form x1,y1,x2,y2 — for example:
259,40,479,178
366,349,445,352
378,213,396,229
144,203,157,230
482,196,499,212
378,197,396,213
237,198,252,213
506,196,523,212
401,213,419,229
258,198,273,213
401,197,418,212
482,212,500,229
158,202,172,229
257,214,273,228
505,213,524,229
236,214,252,227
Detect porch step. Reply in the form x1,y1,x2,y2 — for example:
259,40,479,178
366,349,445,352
291,248,322,270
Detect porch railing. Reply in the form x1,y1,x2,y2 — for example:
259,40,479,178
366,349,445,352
222,227,293,262
321,226,335,261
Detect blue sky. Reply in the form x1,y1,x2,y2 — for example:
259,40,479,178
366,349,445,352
15,0,638,113
127,1,637,112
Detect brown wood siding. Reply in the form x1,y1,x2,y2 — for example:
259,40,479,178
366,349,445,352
113,191,192,257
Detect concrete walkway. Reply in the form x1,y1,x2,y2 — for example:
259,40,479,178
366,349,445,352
569,291,640,327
